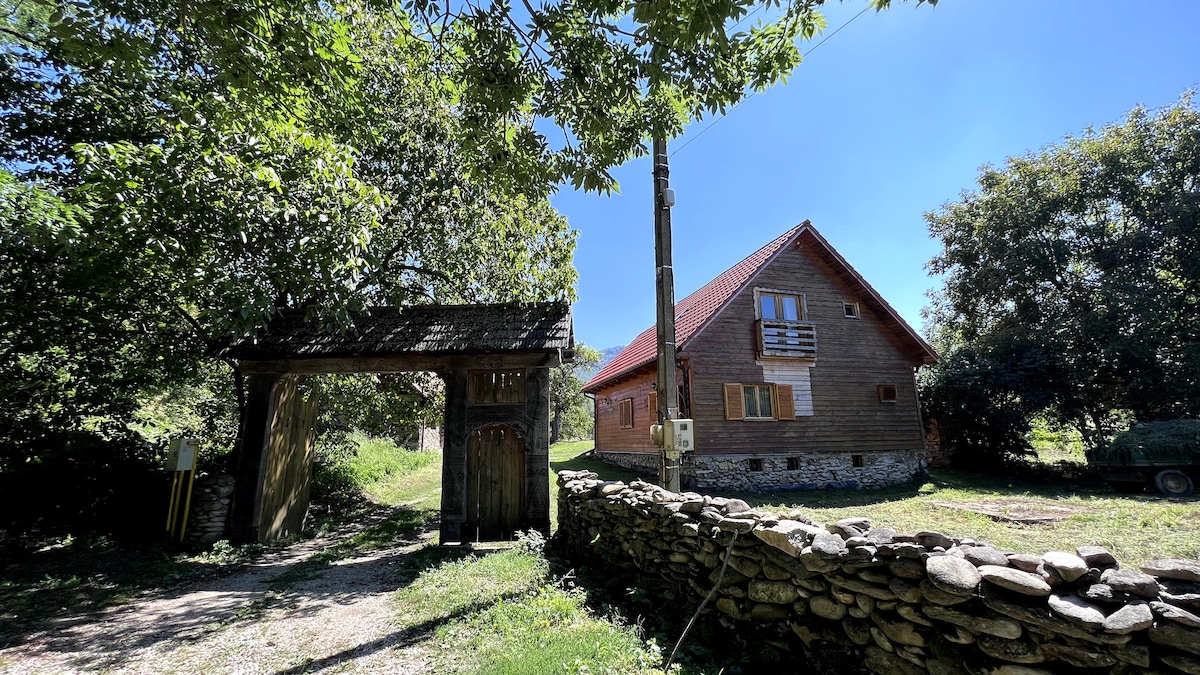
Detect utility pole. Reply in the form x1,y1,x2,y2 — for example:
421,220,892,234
653,136,680,493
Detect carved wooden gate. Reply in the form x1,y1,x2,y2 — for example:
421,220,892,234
465,423,526,542
260,376,319,540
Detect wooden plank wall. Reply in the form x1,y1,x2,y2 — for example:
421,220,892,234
682,239,925,455
593,369,658,454
260,376,319,540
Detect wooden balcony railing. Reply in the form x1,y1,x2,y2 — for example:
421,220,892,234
757,319,817,358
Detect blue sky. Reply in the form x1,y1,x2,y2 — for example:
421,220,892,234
551,0,1200,350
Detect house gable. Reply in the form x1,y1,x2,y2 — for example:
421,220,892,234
584,222,935,395
685,235,926,455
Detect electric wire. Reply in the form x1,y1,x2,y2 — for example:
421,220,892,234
669,2,874,158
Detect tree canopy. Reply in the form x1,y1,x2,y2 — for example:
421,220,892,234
923,95,1200,454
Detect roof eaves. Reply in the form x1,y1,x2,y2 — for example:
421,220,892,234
799,227,939,364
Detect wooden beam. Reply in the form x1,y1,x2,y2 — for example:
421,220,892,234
236,352,560,375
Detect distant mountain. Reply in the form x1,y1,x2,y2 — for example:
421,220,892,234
577,344,625,382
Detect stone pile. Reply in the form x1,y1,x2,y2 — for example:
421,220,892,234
555,469,1200,675
186,473,235,545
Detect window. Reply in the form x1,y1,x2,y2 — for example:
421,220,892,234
647,391,658,424
743,384,774,419
468,370,525,405
878,384,898,403
723,383,796,421
758,290,805,321
619,398,634,429
843,302,860,319
787,457,801,471
748,458,764,472
851,454,865,468
755,288,816,358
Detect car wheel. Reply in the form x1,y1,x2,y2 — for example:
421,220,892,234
1153,469,1194,497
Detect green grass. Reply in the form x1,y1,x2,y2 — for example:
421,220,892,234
392,539,669,675
345,431,439,482
548,444,1200,568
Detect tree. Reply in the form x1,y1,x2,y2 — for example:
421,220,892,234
0,0,934,533
550,344,601,443
924,95,1200,455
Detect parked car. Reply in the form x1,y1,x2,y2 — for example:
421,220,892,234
1090,420,1200,497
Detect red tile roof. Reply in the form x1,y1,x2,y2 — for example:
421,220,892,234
582,222,807,392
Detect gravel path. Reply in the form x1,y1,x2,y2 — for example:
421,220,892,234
3,514,439,674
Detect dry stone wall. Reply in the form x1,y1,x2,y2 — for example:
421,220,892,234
555,469,1200,674
186,473,235,545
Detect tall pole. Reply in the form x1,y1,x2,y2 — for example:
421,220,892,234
653,136,680,492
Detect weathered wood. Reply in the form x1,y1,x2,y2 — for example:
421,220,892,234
465,424,526,541
237,352,559,375
228,373,283,544
259,377,318,540
439,370,469,543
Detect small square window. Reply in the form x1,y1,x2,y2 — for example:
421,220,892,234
619,398,634,429
843,302,860,319
851,454,865,468
748,458,763,472
878,384,898,403
787,457,801,471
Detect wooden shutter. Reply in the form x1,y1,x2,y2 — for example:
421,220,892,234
723,383,745,420
775,384,796,421
647,391,658,423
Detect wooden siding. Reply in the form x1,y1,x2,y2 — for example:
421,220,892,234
594,370,658,453
684,240,925,455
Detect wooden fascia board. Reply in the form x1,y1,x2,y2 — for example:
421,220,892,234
586,361,658,395
800,227,939,365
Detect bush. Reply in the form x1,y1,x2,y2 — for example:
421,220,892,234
919,351,1033,472
0,427,165,540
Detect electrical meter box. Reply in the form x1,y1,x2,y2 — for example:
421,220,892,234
666,419,695,453
165,438,199,472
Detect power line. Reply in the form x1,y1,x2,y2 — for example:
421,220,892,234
669,2,873,158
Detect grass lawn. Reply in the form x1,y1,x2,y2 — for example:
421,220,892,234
548,442,1200,568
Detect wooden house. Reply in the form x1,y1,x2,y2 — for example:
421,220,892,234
581,222,938,491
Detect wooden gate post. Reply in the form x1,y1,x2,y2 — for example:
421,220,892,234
439,370,469,543
229,373,283,544
524,367,551,536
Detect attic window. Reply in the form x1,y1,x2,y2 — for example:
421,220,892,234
843,302,860,319
878,384,898,404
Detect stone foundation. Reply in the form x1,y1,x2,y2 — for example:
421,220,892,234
556,469,1200,675
595,450,926,491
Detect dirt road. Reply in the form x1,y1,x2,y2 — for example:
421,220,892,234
3,515,437,674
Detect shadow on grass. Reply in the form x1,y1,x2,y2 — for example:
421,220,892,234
0,503,507,673
550,449,649,485
0,501,446,650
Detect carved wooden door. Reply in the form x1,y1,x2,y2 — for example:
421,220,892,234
465,423,526,542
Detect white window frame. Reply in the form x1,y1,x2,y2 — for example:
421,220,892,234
843,302,860,319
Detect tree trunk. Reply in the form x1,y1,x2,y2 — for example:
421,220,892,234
550,406,562,445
